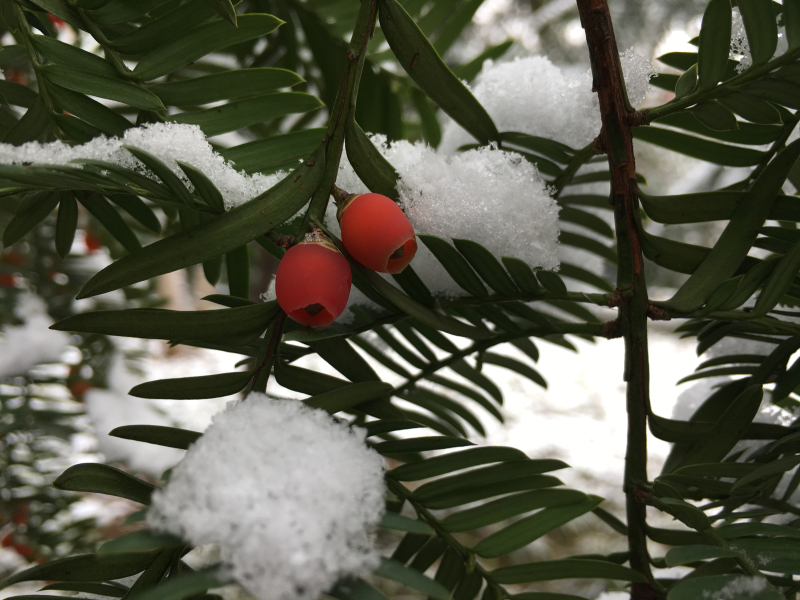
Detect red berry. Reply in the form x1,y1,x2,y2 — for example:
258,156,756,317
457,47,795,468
84,233,102,252
339,193,417,274
47,14,65,28
275,238,352,327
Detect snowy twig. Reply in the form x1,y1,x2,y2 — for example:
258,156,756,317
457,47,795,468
576,1,660,598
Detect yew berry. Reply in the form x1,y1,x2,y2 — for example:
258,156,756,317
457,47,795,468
339,193,417,274
275,235,352,327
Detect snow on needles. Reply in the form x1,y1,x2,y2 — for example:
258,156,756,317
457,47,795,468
338,136,560,273
147,395,386,600
439,49,657,152
0,123,282,210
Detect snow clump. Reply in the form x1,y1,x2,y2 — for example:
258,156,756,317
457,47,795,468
0,123,283,210
730,7,788,73
338,136,560,272
147,395,386,600
439,49,657,152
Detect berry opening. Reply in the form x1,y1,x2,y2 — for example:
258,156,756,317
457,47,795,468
304,303,325,316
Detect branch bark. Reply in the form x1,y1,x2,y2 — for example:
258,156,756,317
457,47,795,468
576,2,660,598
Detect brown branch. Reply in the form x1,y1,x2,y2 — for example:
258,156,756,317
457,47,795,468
576,1,661,598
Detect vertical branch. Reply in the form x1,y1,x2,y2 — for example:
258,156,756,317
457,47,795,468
575,2,659,598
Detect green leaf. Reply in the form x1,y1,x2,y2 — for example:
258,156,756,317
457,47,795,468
667,576,780,600
500,132,574,164
632,126,764,166
150,68,302,106
753,238,800,316
390,446,528,481
786,0,800,49
31,35,117,78
675,384,763,469
742,77,800,109
719,91,783,124
378,0,498,145
171,92,323,137
80,194,142,253
221,128,324,175
422,474,564,510
3,99,49,145
374,558,450,600
697,0,732,90
452,238,519,296
225,244,250,298
108,1,218,54
98,530,182,555
304,381,394,414
473,495,602,557
355,262,492,339
490,559,647,584
128,570,220,600
0,552,160,590
125,146,195,206
107,194,162,234
664,139,800,311
664,545,740,567
129,370,252,400
78,146,324,298
731,454,800,491
651,497,711,530
675,64,698,98
40,66,164,111
440,489,588,533
773,356,800,402
687,101,738,131
0,80,36,108
52,302,279,345
374,436,474,454
3,191,60,248
345,119,400,201
536,270,568,295
133,14,283,80
173,165,220,215
481,353,546,388
418,234,488,297
204,0,237,26
109,425,201,450
380,512,434,535
329,579,388,600
413,460,568,503
54,464,156,504
501,257,540,293
737,0,778,66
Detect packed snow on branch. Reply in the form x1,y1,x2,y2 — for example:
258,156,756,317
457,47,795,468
0,123,282,209
439,49,657,153
701,576,768,600
730,7,788,73
148,396,385,600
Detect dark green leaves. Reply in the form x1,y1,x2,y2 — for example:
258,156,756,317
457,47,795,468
40,66,165,111
109,425,201,450
374,558,450,600
52,302,279,345
490,559,647,584
133,14,284,80
54,464,156,505
377,0,498,145
697,0,732,90
149,69,303,106
129,370,252,400
667,576,780,600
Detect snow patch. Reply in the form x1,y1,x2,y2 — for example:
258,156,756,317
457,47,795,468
439,50,657,152
0,294,70,378
148,395,385,600
0,123,283,210
702,576,767,600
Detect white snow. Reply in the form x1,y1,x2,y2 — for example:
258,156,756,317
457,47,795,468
702,576,768,600
439,49,657,153
0,123,283,210
147,395,386,600
0,294,70,378
731,7,788,73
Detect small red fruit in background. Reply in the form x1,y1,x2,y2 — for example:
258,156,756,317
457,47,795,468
47,14,65,28
275,234,352,327
339,193,417,274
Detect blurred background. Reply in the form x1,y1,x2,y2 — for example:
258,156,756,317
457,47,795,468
0,0,784,598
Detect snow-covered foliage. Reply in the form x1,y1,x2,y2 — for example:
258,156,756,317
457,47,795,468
0,123,283,210
148,395,386,600
702,576,767,600
439,49,657,153
0,294,69,378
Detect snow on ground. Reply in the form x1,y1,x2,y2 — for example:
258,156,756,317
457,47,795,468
0,294,70,378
